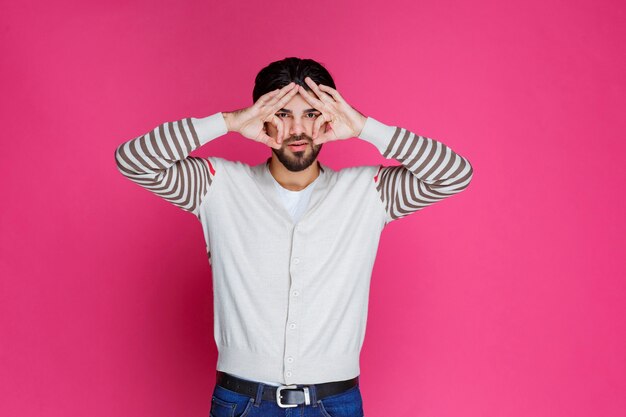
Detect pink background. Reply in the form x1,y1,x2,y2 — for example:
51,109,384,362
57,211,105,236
1,0,625,416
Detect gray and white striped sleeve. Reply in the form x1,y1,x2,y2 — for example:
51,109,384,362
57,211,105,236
114,112,228,217
358,116,473,224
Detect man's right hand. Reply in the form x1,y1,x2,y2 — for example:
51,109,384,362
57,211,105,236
222,82,298,150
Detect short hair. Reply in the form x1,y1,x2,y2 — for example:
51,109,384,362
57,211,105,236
252,57,336,103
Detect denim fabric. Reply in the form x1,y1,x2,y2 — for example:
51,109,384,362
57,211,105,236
209,380,364,417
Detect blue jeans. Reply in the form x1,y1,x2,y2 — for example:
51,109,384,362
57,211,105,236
210,380,365,417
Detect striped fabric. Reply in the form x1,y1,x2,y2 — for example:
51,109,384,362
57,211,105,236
372,127,473,224
114,117,217,216
115,112,473,225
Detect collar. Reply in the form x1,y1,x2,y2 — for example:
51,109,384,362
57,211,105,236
253,157,333,225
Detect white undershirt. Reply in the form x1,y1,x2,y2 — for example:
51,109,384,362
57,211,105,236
271,173,320,223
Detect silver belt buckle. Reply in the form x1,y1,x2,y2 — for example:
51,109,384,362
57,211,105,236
276,385,311,408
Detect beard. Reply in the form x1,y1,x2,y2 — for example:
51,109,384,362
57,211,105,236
271,133,323,172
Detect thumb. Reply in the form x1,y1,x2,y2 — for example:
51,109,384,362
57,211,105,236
259,132,281,149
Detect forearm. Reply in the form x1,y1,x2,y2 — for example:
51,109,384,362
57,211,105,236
358,116,473,191
114,112,228,178
358,115,473,223
113,112,228,215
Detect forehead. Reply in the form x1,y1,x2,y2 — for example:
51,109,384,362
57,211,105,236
278,93,319,113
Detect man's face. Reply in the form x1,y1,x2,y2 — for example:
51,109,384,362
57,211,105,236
265,92,323,172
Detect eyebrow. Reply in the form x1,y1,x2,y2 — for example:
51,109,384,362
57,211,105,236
277,108,320,113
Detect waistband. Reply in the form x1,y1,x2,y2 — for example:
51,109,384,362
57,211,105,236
215,370,359,408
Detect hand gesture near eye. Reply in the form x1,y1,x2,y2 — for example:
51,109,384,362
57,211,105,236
222,82,298,149
297,77,368,145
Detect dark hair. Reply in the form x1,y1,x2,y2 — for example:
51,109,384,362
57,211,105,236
252,57,336,103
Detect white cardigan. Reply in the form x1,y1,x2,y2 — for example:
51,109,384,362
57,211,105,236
115,111,473,384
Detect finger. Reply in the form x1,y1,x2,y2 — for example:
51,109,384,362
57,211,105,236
297,85,323,110
318,84,345,104
266,115,280,144
265,82,297,109
312,128,326,145
275,116,284,144
314,120,335,145
299,86,339,123
268,85,299,115
262,124,283,149
257,125,279,148
304,76,333,102
263,134,282,150
312,113,326,140
256,88,281,106
299,86,334,138
272,115,289,145
257,83,295,107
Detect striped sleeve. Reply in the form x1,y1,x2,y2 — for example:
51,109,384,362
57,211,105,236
114,112,228,217
358,116,473,224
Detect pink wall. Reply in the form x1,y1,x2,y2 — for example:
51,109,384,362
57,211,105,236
1,0,624,416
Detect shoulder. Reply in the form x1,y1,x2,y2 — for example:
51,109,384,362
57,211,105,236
331,164,384,190
205,156,252,173
335,164,382,181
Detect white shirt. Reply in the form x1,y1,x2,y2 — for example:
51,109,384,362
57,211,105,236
271,171,320,223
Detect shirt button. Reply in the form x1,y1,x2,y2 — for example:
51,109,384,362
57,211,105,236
293,257,300,264
292,290,299,297
287,357,294,363
286,371,292,377
289,322,297,329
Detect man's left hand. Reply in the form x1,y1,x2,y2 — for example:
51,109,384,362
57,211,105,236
298,77,367,145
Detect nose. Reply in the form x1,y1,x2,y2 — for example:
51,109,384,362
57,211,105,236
288,117,305,137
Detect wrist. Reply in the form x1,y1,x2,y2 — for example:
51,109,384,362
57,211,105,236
222,111,237,132
354,114,367,137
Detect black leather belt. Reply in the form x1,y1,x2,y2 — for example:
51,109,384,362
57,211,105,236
215,370,359,408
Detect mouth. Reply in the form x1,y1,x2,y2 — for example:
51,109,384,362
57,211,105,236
287,141,310,151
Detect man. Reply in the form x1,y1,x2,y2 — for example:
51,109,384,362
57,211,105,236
114,57,473,416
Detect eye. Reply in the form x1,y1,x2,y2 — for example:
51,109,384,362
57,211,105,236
306,113,320,118
276,113,288,118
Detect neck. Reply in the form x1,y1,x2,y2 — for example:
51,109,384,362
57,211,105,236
268,155,321,191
